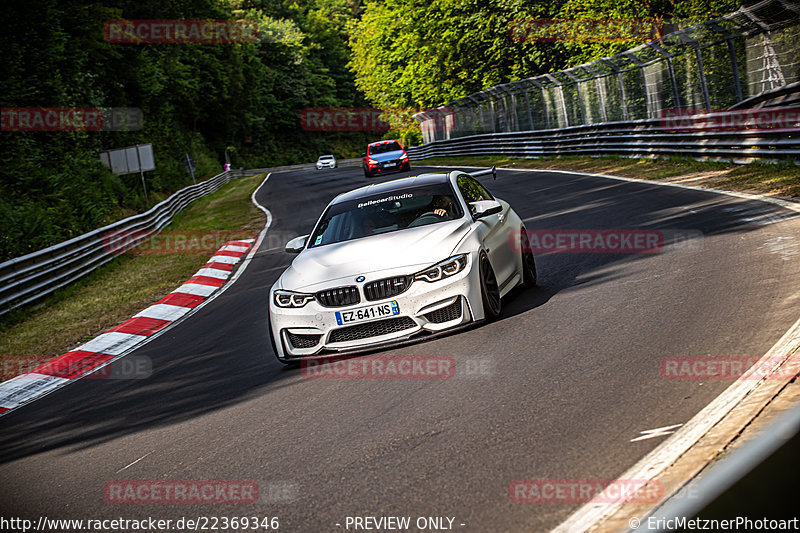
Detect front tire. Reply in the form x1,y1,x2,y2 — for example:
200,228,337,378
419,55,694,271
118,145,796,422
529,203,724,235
479,252,501,320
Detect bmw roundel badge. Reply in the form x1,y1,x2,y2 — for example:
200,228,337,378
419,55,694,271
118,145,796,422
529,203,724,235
355,276,365,282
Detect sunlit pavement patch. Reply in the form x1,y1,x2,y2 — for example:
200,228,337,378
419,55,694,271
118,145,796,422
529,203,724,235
0,239,255,416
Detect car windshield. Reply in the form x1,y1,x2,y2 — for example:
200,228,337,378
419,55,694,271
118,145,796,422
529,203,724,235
368,141,402,155
318,155,333,160
308,183,462,248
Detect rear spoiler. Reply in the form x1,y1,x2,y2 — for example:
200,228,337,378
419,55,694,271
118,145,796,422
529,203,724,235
470,166,497,180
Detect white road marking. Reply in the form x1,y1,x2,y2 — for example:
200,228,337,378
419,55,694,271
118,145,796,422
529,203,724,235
0,172,273,418
207,254,240,264
552,315,800,533
630,424,683,442
78,332,147,355
135,303,192,321
194,267,231,280
173,283,217,297
116,451,154,473
219,244,250,253
0,374,70,409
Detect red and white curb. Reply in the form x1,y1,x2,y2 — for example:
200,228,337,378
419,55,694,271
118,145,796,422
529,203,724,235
0,239,256,416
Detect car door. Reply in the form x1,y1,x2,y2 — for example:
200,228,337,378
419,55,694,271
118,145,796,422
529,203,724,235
457,174,516,287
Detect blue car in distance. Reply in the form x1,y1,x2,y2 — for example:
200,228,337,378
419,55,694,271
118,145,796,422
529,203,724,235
362,140,411,178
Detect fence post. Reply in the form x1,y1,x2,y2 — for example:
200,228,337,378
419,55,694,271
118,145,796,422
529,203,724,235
710,21,744,103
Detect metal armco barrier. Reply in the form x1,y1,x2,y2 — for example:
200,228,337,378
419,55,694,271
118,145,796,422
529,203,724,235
0,170,252,317
0,157,364,317
406,112,800,163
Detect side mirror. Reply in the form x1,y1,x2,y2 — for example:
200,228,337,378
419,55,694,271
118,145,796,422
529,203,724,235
361,152,367,158
470,200,503,220
285,235,309,254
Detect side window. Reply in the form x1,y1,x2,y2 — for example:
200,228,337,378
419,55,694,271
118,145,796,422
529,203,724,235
457,174,494,214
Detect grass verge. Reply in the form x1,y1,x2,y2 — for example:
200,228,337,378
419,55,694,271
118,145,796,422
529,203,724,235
417,155,800,199
0,173,267,380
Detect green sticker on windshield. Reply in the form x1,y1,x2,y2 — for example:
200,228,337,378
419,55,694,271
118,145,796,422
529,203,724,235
315,236,323,245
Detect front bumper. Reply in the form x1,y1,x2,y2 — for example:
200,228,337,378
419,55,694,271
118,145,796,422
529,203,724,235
365,160,410,175
269,257,481,360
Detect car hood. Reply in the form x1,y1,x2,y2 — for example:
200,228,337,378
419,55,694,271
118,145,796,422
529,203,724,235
279,219,471,291
368,149,405,162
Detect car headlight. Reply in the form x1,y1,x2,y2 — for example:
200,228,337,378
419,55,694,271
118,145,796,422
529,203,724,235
274,289,315,308
414,254,468,283
367,158,378,165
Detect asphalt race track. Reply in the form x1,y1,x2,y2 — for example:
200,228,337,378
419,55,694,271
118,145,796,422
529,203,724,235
1,166,799,532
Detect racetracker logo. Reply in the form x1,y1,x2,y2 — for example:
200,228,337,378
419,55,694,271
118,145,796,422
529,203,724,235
300,108,391,132
511,229,664,254
104,20,259,44
104,481,258,504
1,356,50,381
1,107,142,132
509,18,662,43
103,230,257,255
660,356,800,381
301,356,456,379
509,479,662,503
1,355,151,381
659,108,800,132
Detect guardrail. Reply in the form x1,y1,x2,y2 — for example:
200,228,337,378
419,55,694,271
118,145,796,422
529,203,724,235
0,170,254,317
0,158,366,318
406,114,800,163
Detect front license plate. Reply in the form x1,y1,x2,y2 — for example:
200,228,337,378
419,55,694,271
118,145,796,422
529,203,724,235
335,301,399,325
384,162,396,168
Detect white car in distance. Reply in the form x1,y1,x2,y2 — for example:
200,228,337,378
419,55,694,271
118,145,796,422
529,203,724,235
316,155,337,169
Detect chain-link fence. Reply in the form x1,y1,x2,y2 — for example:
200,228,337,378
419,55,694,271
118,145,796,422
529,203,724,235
414,0,800,143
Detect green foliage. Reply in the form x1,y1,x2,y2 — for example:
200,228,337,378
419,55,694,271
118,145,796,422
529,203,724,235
348,0,744,108
2,0,752,262
1,0,368,261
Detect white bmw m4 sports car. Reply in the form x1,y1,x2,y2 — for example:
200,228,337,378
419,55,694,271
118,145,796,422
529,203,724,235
268,169,536,363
